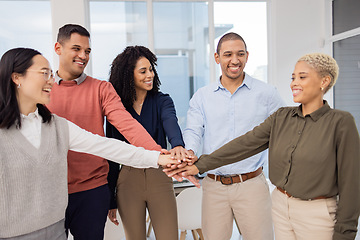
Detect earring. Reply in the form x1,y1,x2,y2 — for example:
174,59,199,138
321,87,324,91
17,84,21,89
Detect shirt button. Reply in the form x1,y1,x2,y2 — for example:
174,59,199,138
288,159,291,163
298,131,301,135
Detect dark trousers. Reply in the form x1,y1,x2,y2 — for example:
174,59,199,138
65,184,110,240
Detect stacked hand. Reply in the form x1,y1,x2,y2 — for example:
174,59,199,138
157,147,201,187
159,148,200,187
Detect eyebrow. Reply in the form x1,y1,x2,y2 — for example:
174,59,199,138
292,72,308,75
72,44,91,51
223,50,246,54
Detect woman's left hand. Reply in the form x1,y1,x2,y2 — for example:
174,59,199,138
169,146,194,163
157,153,181,167
108,209,119,226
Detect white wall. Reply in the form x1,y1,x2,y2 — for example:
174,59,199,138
268,0,333,106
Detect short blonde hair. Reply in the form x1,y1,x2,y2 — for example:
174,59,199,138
297,53,339,93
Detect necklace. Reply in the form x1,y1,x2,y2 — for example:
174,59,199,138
135,101,144,107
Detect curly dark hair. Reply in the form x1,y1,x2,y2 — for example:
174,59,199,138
109,46,161,110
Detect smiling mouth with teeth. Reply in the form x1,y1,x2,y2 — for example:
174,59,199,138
74,61,85,65
228,65,241,70
43,88,51,93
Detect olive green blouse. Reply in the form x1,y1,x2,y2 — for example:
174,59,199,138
195,101,360,240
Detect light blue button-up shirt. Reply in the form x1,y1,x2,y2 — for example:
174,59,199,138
183,73,285,175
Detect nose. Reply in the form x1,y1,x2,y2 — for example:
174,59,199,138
78,50,87,60
47,76,55,85
147,70,154,78
231,55,240,64
290,76,298,87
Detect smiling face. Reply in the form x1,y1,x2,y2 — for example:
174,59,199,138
13,55,54,114
55,33,91,81
214,39,248,82
291,61,326,106
133,57,154,93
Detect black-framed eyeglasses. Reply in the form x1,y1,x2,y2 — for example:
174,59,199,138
27,69,54,82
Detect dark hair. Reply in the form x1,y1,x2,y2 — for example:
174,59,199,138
57,24,90,44
109,46,161,110
0,48,52,129
216,32,247,54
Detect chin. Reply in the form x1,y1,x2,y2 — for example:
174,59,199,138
292,98,301,103
41,98,51,105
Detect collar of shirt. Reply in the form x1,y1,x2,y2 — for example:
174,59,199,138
213,72,252,93
55,71,87,85
19,108,42,149
292,100,331,121
20,108,40,119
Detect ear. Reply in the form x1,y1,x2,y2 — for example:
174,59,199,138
11,72,21,86
245,51,249,63
54,42,62,56
321,75,331,90
214,52,220,64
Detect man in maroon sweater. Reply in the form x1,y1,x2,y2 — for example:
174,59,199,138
47,24,163,240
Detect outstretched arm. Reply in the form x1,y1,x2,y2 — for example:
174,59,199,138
66,119,179,168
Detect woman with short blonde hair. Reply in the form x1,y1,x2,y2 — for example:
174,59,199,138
167,53,360,240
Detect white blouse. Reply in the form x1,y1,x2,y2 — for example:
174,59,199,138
19,109,160,169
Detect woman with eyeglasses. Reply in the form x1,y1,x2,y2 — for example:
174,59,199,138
0,47,179,240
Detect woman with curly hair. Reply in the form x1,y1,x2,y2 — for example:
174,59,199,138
106,46,190,240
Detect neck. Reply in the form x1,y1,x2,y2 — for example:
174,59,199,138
57,67,82,81
301,98,324,116
16,93,37,116
220,73,244,94
18,102,37,116
134,89,148,104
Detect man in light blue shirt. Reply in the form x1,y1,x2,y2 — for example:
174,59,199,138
183,32,284,240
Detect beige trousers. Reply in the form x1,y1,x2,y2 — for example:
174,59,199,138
201,173,273,240
116,166,178,240
271,188,337,240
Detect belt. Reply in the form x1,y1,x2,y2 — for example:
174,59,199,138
276,187,328,200
207,167,262,185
